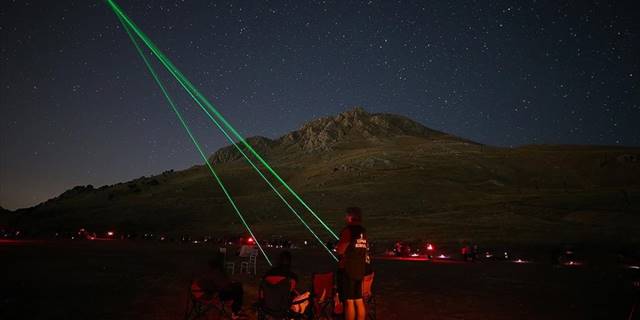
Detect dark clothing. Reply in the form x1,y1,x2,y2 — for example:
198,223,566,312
197,268,231,294
336,223,368,300
264,265,299,292
337,224,368,280
337,268,363,300
197,268,243,313
264,266,299,282
259,275,297,318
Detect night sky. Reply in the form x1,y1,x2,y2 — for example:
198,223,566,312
1,1,639,210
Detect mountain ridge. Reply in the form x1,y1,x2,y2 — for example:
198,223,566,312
209,106,467,164
4,107,640,244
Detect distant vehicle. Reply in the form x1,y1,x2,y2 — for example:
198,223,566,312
482,250,511,261
1,226,20,239
616,248,640,270
553,245,585,267
191,236,211,244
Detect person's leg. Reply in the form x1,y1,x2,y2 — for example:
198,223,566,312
345,299,356,320
351,278,365,320
354,298,366,320
337,268,345,301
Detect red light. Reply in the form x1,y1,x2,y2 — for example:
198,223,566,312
426,244,434,251
247,237,254,243
107,231,114,236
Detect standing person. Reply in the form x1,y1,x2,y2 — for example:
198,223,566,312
461,244,469,261
336,207,368,320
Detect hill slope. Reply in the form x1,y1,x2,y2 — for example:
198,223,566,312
8,108,640,244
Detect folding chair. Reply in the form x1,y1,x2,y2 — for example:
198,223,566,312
184,280,229,320
310,272,335,320
219,247,235,275
256,275,310,320
362,272,376,320
240,250,258,275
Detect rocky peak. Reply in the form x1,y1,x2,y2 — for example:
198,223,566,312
208,107,446,163
278,107,440,152
209,136,275,164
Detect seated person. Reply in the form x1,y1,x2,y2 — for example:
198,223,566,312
196,254,244,319
261,251,309,315
264,251,299,290
239,244,254,257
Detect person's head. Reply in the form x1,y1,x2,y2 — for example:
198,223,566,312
278,250,292,268
345,207,363,225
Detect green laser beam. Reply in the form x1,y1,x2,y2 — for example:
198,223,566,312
118,13,336,263
106,0,339,241
117,14,273,266
111,2,335,260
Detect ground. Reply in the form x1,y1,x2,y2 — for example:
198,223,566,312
1,239,638,319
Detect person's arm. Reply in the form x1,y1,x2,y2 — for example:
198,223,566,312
336,228,351,256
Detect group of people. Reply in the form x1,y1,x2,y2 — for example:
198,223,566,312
195,207,371,320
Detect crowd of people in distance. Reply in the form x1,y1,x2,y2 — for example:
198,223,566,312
387,240,482,262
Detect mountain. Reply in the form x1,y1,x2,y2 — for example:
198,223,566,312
0,206,11,228
209,107,455,164
210,107,469,164
7,108,640,244
0,206,10,215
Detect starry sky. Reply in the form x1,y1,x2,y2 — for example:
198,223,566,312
1,0,639,210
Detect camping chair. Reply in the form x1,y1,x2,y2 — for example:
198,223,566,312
219,247,235,275
184,280,229,320
362,272,376,320
256,275,310,320
310,272,335,320
240,250,258,275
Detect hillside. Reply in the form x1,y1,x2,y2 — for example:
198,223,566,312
7,108,640,244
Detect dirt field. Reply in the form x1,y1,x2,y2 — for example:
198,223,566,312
1,239,638,319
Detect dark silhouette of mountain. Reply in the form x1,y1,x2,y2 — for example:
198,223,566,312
7,107,640,243
210,107,472,164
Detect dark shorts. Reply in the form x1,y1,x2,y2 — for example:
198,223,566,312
337,269,362,300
